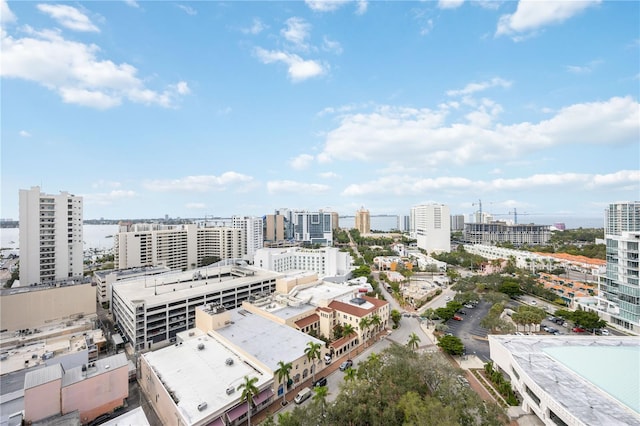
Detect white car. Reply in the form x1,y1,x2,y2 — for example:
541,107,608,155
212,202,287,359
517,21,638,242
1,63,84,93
445,296,451,301
529,300,537,305
601,329,610,336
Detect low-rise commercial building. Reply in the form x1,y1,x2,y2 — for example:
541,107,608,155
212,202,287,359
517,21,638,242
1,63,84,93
489,335,640,426
24,353,128,425
0,280,95,332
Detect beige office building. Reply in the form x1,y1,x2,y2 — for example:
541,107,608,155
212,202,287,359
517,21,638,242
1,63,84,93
114,223,244,270
0,282,96,332
355,207,370,234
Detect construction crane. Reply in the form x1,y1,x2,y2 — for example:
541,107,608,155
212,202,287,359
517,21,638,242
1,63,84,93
493,208,533,224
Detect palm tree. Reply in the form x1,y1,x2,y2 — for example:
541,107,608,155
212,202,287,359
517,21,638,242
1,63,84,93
359,317,371,347
274,360,292,406
342,323,355,358
237,375,259,426
343,367,356,382
370,314,382,340
304,341,321,383
407,332,421,350
313,384,329,421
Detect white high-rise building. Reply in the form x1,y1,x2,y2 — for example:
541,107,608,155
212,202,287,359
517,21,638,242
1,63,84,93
254,246,352,278
19,186,83,285
594,201,640,332
232,215,264,261
410,204,451,254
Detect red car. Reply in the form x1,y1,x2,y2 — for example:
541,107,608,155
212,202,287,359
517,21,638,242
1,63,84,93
453,315,463,321
572,327,586,333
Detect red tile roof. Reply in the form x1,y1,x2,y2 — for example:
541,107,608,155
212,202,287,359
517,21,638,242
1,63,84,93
294,313,319,328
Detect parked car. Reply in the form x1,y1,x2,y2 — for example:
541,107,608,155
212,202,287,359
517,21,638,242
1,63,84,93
452,315,463,321
339,359,353,371
600,329,610,336
294,387,313,404
314,377,327,387
464,304,474,309
458,310,467,315
324,353,332,365
445,296,451,301
572,327,586,333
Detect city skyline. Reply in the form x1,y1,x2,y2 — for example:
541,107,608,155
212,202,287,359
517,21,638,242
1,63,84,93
1,0,639,221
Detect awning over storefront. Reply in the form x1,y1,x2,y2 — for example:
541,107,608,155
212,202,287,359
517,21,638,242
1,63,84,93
226,388,274,422
253,388,274,405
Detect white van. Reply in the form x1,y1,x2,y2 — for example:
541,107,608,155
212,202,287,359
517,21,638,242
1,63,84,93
294,387,313,404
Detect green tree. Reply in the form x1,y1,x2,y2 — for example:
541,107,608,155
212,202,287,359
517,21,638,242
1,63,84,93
343,367,356,382
342,323,355,358
237,375,259,426
437,335,464,356
407,332,421,350
304,341,322,383
274,360,292,406
390,309,402,328
370,314,382,340
359,316,371,346
498,280,522,297
312,384,329,421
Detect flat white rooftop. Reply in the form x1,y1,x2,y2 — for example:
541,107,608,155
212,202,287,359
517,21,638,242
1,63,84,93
491,335,640,425
215,309,324,370
113,266,280,306
143,331,271,425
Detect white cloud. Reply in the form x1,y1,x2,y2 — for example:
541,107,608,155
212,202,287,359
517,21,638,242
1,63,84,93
242,18,266,35
186,202,206,210
305,0,351,12
143,172,254,192
1,27,189,109
341,170,639,197
355,0,368,15
496,0,601,39
267,180,330,194
123,0,139,8
82,189,136,205
322,36,343,55
177,4,197,16
290,154,314,170
565,59,602,74
37,4,99,32
316,96,639,168
281,17,311,51
91,180,122,189
254,47,326,82
1,0,16,23
447,77,512,97
19,130,31,137
319,171,340,179
438,0,464,10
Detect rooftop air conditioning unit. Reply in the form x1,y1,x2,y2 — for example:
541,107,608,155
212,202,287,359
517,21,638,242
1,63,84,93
226,387,235,395
197,402,208,411
225,358,234,366
197,343,205,350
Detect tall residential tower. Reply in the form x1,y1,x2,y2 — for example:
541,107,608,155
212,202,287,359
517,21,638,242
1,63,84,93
19,186,83,285
355,207,370,235
595,201,640,332
410,204,451,254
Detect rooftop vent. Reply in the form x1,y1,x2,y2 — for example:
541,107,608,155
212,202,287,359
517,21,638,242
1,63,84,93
226,386,235,395
225,358,234,366
197,402,208,411
197,343,205,350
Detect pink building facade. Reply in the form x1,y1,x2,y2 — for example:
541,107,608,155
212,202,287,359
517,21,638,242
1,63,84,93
24,353,128,424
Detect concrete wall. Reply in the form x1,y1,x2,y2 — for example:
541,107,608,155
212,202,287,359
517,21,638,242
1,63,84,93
0,284,96,331
62,366,128,424
24,378,62,423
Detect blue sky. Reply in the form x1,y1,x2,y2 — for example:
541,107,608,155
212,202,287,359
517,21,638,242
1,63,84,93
1,0,638,222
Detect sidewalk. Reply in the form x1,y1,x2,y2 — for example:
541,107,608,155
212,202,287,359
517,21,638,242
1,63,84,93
251,331,388,425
